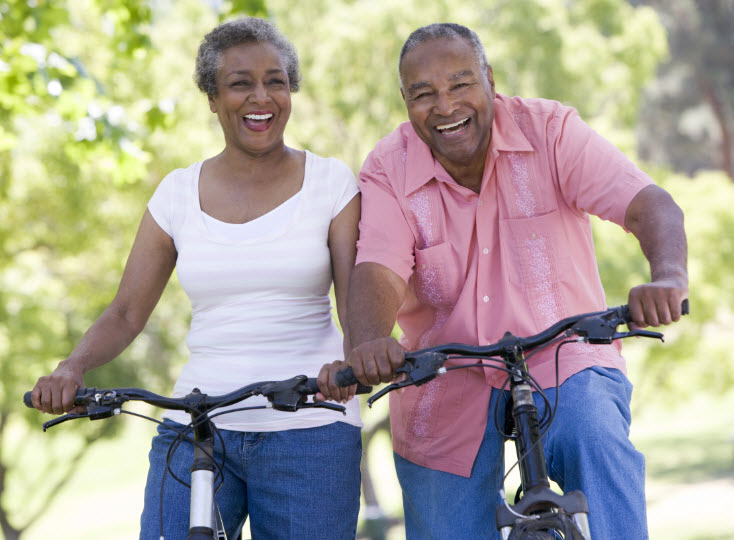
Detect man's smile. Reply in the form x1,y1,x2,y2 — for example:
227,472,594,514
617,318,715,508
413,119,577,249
435,117,470,135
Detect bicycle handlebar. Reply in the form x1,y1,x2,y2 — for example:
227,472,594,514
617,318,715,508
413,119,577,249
335,300,689,401
24,375,373,430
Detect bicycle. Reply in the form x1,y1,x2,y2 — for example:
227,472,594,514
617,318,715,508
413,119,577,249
24,375,372,540
335,300,688,539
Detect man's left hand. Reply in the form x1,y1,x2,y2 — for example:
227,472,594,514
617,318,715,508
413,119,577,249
627,278,689,328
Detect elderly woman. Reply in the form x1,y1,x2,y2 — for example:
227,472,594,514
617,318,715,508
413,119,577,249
30,17,362,539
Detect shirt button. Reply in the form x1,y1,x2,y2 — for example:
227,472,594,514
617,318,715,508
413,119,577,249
483,296,489,303
477,200,483,206
421,264,427,269
531,232,537,239
483,248,489,255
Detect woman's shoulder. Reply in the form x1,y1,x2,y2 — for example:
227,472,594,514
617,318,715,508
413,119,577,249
159,161,203,187
305,151,356,185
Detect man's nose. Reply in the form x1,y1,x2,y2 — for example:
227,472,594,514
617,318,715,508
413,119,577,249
434,91,458,117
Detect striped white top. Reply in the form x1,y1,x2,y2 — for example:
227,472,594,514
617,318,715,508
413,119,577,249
148,151,361,431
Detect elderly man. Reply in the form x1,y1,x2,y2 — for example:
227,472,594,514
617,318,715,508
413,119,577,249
321,22,687,538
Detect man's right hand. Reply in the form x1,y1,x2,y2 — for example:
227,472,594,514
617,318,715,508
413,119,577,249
347,336,405,385
31,361,84,415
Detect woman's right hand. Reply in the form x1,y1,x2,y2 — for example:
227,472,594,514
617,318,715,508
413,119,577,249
31,360,85,415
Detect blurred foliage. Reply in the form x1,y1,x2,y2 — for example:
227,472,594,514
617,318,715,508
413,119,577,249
1,0,732,538
632,0,734,181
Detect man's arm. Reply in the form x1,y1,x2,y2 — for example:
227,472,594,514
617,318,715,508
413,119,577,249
346,262,407,385
624,184,688,327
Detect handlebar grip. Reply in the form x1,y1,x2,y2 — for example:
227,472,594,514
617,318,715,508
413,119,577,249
24,387,93,409
621,299,689,322
335,367,359,387
303,377,372,395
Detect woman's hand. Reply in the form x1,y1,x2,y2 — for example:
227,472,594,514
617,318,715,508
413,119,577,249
31,360,85,415
315,360,357,404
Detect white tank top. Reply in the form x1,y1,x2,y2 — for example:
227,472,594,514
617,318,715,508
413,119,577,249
147,151,361,431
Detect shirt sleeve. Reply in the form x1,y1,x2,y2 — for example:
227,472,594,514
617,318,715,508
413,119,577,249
355,149,417,283
329,158,360,219
147,171,175,238
551,107,654,228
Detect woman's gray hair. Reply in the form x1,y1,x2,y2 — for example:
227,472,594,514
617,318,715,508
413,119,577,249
399,23,490,85
195,17,301,96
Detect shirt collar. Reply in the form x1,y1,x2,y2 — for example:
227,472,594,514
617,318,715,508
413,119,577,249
404,94,534,196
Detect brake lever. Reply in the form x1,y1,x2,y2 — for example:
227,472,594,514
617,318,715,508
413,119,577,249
299,401,346,414
366,352,449,408
366,382,404,408
612,329,664,342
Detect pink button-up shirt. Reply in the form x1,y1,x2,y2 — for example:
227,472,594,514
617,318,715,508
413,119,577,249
355,94,653,477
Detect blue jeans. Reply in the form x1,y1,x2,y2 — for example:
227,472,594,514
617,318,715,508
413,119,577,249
395,367,647,539
139,420,362,539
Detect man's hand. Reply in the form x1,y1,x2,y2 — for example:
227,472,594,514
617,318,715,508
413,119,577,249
627,277,689,328
347,336,405,385
316,360,357,404
31,361,85,415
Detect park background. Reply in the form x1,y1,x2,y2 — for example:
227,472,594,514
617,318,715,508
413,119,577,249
2,0,734,538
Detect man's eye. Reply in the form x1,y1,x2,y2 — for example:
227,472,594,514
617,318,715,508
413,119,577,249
268,79,286,86
414,92,430,100
232,80,251,87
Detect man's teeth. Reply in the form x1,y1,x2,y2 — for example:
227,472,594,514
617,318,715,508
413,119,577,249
245,113,273,120
436,118,469,131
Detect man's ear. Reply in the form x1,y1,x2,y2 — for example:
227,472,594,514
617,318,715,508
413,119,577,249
400,86,406,103
208,94,217,113
486,65,496,98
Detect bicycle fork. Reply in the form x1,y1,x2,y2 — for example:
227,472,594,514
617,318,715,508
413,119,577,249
497,381,591,540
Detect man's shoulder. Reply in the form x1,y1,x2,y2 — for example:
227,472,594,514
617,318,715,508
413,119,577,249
369,122,414,160
498,93,576,119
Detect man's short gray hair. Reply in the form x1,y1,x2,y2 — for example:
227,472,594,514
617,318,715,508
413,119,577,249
399,23,490,85
195,17,301,96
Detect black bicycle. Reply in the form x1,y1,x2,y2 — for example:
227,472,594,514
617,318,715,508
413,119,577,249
24,375,371,540
336,300,688,539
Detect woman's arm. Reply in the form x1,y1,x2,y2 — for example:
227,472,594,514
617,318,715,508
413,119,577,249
317,194,360,402
31,209,177,414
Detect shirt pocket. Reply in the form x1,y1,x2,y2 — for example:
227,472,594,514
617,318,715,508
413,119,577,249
412,242,461,308
499,209,572,288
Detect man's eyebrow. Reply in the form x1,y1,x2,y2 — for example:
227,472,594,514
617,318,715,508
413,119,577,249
449,70,475,81
406,81,431,94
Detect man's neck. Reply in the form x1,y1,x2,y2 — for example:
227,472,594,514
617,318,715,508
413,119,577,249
435,146,490,194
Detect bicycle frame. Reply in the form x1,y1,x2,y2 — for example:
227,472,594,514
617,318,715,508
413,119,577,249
495,344,590,540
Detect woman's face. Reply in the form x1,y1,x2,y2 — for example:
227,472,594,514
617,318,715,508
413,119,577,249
209,41,292,157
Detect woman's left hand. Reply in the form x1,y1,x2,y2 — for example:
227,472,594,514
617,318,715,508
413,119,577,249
315,360,357,404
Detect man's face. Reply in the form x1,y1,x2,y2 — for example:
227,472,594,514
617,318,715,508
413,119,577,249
400,38,495,172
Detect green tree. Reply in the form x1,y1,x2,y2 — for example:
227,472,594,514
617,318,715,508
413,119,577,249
0,0,264,537
633,0,734,181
